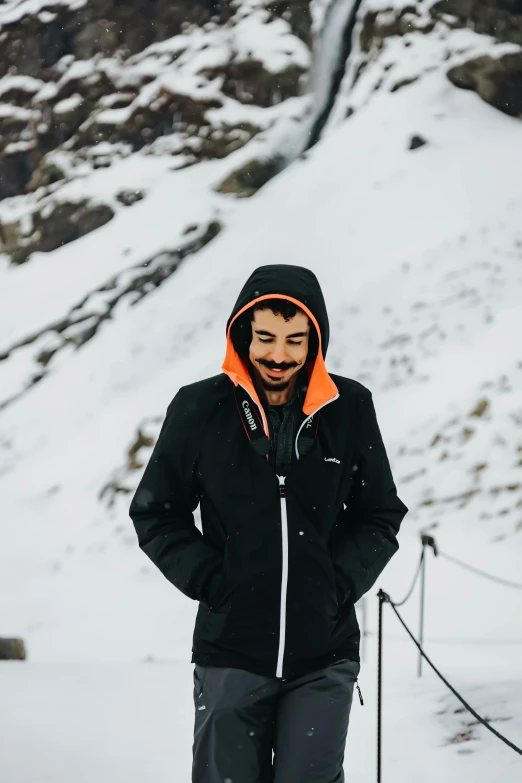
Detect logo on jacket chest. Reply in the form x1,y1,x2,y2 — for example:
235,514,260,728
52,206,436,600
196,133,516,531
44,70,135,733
242,400,257,431
324,457,340,464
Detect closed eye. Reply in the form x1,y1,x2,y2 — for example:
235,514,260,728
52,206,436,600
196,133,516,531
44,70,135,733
259,338,302,346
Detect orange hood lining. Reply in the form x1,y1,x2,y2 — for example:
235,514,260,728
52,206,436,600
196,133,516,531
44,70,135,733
222,294,339,429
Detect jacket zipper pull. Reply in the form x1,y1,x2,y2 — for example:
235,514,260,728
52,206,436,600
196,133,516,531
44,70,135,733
278,474,286,496
356,679,364,706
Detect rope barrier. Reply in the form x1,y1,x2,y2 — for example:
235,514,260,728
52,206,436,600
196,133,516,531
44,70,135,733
392,547,425,607
376,534,522,779
377,589,522,763
365,629,522,646
438,549,522,590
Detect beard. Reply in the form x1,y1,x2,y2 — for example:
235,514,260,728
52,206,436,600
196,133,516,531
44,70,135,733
261,375,291,390
249,359,301,392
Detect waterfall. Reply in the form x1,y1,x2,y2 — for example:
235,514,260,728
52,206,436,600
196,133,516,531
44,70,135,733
305,0,365,150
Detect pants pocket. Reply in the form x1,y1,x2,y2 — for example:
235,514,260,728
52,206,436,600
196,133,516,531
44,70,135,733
330,657,361,682
193,664,208,707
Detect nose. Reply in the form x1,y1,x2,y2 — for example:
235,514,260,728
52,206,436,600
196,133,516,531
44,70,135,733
270,343,288,365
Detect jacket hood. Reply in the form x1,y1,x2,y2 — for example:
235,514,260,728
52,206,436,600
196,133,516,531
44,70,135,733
222,264,338,425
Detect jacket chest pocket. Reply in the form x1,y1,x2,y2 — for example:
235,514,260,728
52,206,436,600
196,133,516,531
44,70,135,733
293,456,346,526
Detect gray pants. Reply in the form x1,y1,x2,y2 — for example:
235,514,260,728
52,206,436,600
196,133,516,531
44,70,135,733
192,658,361,783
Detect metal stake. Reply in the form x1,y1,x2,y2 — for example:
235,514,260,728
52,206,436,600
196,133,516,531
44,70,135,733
377,590,385,783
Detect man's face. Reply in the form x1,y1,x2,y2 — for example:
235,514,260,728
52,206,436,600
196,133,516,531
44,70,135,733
248,307,310,391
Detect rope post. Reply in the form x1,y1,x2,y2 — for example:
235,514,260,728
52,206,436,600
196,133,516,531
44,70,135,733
418,543,426,677
377,590,389,783
418,534,438,678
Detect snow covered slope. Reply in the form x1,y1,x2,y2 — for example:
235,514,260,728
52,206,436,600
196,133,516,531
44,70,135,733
1,0,522,780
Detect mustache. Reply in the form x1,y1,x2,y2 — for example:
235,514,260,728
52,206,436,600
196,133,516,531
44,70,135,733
258,360,297,370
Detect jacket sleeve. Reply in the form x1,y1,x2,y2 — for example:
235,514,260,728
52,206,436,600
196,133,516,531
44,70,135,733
129,387,223,603
331,390,408,605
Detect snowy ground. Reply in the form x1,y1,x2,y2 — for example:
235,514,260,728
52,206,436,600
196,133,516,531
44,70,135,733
2,539,521,783
1,3,522,781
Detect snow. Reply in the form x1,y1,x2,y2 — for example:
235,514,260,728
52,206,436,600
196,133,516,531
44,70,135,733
0,154,232,352
232,11,311,72
1,2,522,781
53,93,83,115
0,74,44,97
0,103,38,120
0,0,86,27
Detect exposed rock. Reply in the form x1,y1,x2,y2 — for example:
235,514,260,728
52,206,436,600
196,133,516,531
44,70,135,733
447,52,522,117
73,19,120,60
215,156,284,198
73,89,222,150
26,154,71,191
0,78,43,106
266,0,312,45
116,189,145,206
409,134,427,150
217,60,305,107
127,427,157,471
0,637,26,660
198,122,260,159
356,2,522,124
359,6,435,53
1,200,114,264
469,398,490,417
0,147,43,200
0,0,226,79
390,75,418,92
99,421,160,508
0,71,121,198
1,219,222,411
431,0,522,47
0,2,313,203
0,220,22,259
98,478,134,507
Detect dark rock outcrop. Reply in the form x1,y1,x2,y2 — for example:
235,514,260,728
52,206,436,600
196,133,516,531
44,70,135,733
359,6,435,53
0,0,226,79
72,89,223,150
448,52,522,117
266,0,312,45
431,0,522,47
356,0,522,121
0,199,114,264
0,0,311,209
203,60,305,107
0,637,26,660
215,156,284,197
409,134,427,149
116,189,145,207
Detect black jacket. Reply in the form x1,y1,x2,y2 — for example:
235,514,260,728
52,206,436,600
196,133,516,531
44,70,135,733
129,264,408,679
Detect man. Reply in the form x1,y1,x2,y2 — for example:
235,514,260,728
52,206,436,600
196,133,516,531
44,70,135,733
129,264,408,782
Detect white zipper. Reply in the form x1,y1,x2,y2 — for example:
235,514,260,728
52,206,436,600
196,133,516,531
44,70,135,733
294,393,340,459
275,473,288,678
273,393,340,678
